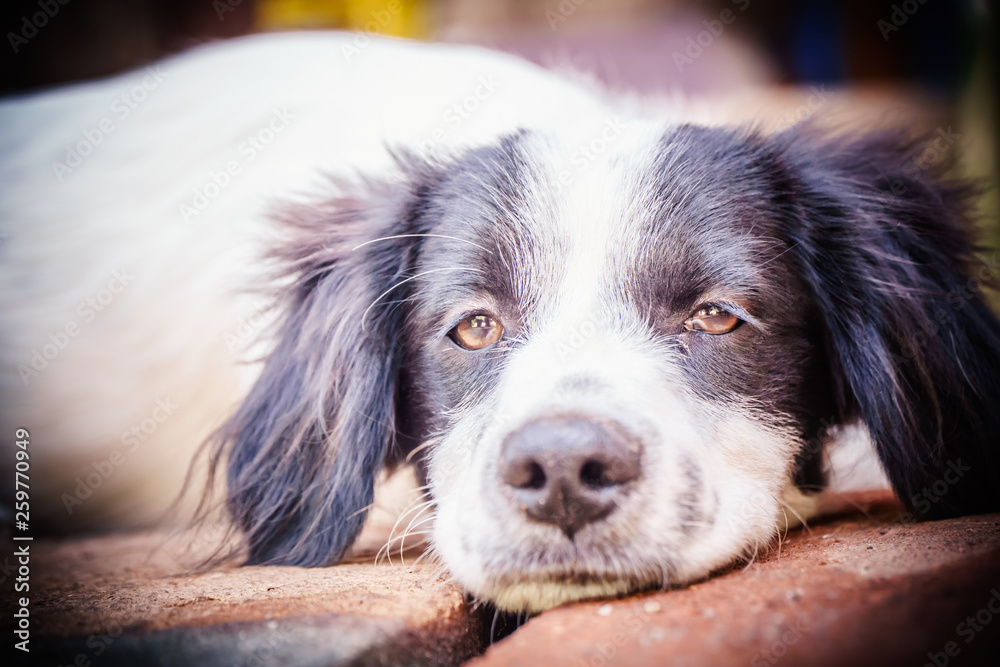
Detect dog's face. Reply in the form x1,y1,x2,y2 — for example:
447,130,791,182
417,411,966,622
405,125,828,610
216,120,1000,613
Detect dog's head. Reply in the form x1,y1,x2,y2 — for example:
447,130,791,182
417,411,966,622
215,120,1000,612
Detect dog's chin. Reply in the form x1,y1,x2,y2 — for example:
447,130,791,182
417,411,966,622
480,540,733,613
456,483,821,614
487,574,653,614
477,545,718,613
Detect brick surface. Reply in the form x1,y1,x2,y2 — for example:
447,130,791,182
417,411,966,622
468,494,1000,667
12,531,488,666
9,493,1000,666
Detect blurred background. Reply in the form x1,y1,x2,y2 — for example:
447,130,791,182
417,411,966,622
1,0,997,298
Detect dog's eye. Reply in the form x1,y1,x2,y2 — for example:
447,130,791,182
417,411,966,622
684,305,740,334
451,314,504,350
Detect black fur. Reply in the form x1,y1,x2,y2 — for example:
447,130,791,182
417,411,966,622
768,126,1000,519
213,173,432,566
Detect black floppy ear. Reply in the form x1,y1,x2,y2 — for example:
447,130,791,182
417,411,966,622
771,126,1000,519
215,167,430,566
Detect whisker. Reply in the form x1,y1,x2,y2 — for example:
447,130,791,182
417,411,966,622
826,491,879,523
397,512,437,561
779,498,813,534
775,511,785,559
405,438,437,463
344,500,379,521
361,267,481,332
390,492,434,525
352,234,493,255
383,503,434,547
742,540,760,572
380,530,433,556
410,546,443,569
490,609,501,644
381,526,434,549
379,493,434,565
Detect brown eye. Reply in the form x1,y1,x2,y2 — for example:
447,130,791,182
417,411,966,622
683,305,740,335
452,314,504,350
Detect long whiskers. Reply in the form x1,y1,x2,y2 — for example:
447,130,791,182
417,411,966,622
360,266,481,331
377,492,437,565
394,512,437,562
352,233,494,255
779,497,813,534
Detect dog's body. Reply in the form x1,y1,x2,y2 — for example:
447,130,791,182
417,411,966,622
3,33,998,614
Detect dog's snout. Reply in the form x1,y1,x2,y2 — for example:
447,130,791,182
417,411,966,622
499,416,642,538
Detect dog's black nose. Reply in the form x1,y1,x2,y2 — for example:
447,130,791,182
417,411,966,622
499,416,642,538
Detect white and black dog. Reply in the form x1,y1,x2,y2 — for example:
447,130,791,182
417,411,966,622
2,33,998,614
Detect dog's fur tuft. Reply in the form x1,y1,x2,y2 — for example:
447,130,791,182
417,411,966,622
769,126,1000,518
214,171,431,566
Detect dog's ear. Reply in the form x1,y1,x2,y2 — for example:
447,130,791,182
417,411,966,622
214,166,431,566
770,126,1000,519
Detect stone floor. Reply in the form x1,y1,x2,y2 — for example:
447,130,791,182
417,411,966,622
8,491,1000,666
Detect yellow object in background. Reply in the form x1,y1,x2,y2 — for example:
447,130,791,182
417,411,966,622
255,0,429,38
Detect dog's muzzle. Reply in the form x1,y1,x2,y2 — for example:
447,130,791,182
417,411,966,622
499,415,643,538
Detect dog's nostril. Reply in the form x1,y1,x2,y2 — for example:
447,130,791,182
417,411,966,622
525,462,546,490
502,458,548,490
580,459,608,488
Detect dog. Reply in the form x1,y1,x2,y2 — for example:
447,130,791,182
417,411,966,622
2,32,999,614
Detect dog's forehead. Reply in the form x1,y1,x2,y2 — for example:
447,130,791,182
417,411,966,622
417,123,785,323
